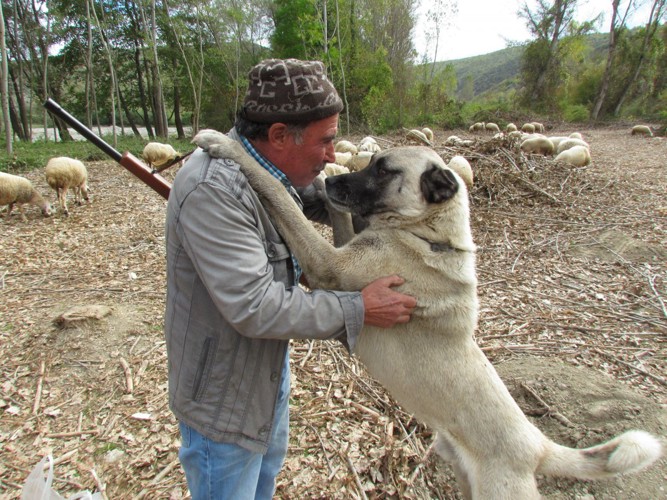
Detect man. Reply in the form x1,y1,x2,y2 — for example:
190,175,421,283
164,58,416,499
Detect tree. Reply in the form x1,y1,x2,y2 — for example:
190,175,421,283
612,0,666,115
518,0,595,111
590,0,634,120
0,0,11,153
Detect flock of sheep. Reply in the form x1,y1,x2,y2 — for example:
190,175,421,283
0,122,658,221
0,141,182,221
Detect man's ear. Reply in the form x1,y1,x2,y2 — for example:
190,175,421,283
267,123,290,150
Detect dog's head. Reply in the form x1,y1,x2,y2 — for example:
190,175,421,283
325,146,469,228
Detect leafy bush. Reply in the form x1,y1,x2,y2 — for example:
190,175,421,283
562,104,590,122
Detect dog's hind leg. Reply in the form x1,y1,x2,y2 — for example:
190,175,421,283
433,434,473,500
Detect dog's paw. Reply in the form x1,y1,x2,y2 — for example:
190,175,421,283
192,129,227,150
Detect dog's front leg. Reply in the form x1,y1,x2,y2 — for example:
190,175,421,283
207,139,347,289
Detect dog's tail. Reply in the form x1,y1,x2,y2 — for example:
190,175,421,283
538,430,663,480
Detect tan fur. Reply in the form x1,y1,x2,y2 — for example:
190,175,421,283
0,172,51,220
45,157,89,215
555,145,591,166
193,131,663,499
520,136,555,156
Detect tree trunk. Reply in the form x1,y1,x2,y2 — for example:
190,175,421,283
613,0,665,115
0,1,12,154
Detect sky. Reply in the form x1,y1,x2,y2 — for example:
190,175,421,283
414,0,654,61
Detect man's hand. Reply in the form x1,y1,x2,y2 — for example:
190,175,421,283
361,275,417,327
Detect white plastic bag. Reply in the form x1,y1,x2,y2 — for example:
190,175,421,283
21,455,103,500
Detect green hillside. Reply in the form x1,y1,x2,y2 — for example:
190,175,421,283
429,33,611,99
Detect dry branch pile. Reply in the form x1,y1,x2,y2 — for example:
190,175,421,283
0,127,665,499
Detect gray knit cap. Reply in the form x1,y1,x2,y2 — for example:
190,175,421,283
242,58,344,124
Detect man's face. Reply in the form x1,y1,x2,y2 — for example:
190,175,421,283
278,114,339,187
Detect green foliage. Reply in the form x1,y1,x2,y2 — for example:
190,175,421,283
271,0,324,59
562,103,589,122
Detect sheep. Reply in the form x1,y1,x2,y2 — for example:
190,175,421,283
547,136,570,150
142,142,182,171
345,151,374,172
631,125,653,137
334,140,358,155
406,129,430,144
521,123,535,133
556,138,590,155
358,136,382,153
555,145,591,166
520,136,555,156
531,122,545,133
0,172,51,221
469,122,485,133
485,122,500,133
507,130,524,140
421,127,434,142
334,151,353,167
446,156,473,190
506,123,518,133
323,163,351,177
44,157,90,216
569,132,583,140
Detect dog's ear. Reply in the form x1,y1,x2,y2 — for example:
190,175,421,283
420,164,459,203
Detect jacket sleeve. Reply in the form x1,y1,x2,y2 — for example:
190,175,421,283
176,175,364,349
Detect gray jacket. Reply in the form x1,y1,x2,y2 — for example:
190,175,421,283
165,131,363,453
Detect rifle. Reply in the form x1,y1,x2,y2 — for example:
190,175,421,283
43,98,172,200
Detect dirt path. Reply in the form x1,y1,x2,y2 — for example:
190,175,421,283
0,126,665,499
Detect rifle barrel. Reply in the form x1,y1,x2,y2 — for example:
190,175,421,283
43,98,122,162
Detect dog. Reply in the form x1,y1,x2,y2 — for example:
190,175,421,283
193,131,663,499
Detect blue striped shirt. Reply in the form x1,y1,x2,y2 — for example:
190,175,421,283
239,135,302,283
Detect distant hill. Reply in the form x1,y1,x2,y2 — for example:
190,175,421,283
426,33,611,99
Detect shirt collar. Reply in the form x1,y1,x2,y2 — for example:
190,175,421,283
239,134,293,192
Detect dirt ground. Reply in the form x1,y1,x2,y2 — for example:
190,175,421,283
0,126,665,499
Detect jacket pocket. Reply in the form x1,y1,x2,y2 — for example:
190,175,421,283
192,336,218,401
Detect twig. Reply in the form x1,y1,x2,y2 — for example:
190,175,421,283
44,429,100,438
90,467,108,500
647,273,667,319
119,357,134,393
133,459,180,499
32,357,46,414
340,448,369,500
520,382,574,427
593,348,667,386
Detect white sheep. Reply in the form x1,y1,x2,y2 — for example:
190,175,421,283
556,138,590,155
568,132,583,140
358,136,382,153
334,151,353,166
446,156,473,190
421,127,434,142
547,136,569,150
44,157,89,216
520,136,555,156
323,163,351,177
506,123,518,132
631,125,653,137
346,151,374,172
555,145,591,166
445,135,464,146
521,123,535,133
507,130,524,140
334,140,358,155
485,122,500,133
142,142,182,171
0,172,51,220
469,122,485,133
406,129,430,144
530,122,545,133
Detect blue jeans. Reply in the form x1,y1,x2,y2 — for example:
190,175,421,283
178,358,290,500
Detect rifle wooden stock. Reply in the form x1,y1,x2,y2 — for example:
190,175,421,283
43,97,172,200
